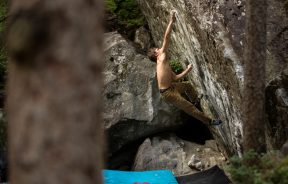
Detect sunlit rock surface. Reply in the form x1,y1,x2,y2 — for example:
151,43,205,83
134,26,152,51
137,0,288,155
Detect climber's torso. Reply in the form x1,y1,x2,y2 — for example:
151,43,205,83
156,51,174,90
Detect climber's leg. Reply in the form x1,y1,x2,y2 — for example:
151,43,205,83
161,87,211,125
172,81,198,102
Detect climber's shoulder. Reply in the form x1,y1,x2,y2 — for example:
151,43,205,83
159,47,167,53
157,49,166,62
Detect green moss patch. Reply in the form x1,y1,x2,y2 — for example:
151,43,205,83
170,59,184,74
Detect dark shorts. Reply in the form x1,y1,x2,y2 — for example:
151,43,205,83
159,87,171,94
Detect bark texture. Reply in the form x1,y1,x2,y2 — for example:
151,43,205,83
7,0,104,183
243,0,267,153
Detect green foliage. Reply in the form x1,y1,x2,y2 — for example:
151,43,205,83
170,60,183,74
105,0,117,13
226,150,288,184
105,0,145,27
0,0,7,31
0,1,7,89
116,0,144,27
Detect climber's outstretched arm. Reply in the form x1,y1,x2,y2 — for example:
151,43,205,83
172,64,192,81
160,10,176,52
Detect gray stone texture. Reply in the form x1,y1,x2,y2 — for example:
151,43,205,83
134,26,152,51
103,32,182,155
133,134,226,176
137,0,288,155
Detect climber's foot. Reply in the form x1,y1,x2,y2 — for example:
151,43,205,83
210,119,222,126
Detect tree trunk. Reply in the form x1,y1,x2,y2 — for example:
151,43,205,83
243,0,267,153
7,0,104,183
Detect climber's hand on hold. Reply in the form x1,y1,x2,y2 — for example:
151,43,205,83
187,64,192,72
162,10,176,52
173,64,192,81
170,10,176,22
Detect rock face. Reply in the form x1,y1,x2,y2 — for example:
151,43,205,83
134,26,152,51
103,32,182,155
133,134,226,176
266,69,288,150
137,0,288,155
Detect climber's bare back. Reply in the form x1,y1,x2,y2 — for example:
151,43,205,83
157,50,173,89
155,10,177,90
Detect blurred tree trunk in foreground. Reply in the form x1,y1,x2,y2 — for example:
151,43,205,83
243,0,267,153
6,0,104,183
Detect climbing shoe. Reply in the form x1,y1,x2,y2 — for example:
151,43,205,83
210,119,222,126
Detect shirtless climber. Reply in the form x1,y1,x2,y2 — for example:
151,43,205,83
147,10,222,126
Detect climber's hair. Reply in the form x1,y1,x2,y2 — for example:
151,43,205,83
147,48,158,62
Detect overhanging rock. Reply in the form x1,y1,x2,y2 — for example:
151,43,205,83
137,0,288,155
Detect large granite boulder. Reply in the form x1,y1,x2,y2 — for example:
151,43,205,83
137,0,288,155
133,134,226,176
103,32,182,155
